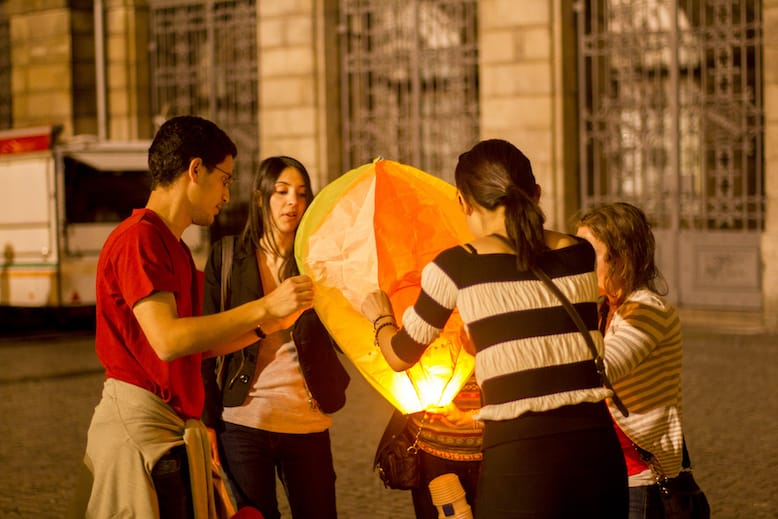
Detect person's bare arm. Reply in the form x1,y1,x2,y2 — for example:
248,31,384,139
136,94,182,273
133,274,314,361
361,290,413,372
201,330,257,358
374,321,412,371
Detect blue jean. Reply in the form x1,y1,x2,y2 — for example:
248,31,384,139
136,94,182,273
219,422,337,519
629,485,664,519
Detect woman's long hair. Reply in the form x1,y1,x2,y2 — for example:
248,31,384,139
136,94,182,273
240,156,314,281
577,202,667,304
455,139,547,271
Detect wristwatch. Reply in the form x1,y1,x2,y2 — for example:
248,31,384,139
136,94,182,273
254,325,266,339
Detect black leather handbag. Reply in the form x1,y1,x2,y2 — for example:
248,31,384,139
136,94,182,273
657,469,710,519
638,441,711,519
373,409,421,490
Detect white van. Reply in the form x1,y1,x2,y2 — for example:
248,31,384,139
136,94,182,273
0,126,207,313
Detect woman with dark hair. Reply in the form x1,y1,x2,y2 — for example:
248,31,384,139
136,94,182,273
362,139,628,518
577,202,701,519
201,156,347,519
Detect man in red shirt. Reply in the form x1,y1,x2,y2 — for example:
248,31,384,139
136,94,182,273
73,116,313,518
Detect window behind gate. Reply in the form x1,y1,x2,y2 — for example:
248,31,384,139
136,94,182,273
339,0,479,183
149,0,258,238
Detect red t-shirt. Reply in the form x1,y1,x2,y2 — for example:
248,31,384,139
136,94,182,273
614,422,650,476
95,208,204,419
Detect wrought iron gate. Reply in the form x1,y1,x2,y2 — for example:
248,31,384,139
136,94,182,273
577,0,763,309
149,0,258,237
339,0,479,183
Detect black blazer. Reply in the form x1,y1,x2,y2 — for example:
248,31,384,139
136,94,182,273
201,235,349,430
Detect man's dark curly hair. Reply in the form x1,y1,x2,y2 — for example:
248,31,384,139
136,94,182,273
148,115,237,189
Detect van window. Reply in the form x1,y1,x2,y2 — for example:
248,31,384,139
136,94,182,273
64,157,151,223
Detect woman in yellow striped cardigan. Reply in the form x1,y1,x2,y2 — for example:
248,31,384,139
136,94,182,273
577,202,692,519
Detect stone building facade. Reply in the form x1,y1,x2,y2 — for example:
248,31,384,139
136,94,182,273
2,0,775,331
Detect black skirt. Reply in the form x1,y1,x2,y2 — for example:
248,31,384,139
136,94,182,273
476,401,628,519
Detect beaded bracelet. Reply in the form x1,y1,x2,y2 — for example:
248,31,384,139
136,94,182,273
373,320,397,346
372,313,395,329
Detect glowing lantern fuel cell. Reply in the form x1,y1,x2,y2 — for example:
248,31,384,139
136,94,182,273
295,158,475,414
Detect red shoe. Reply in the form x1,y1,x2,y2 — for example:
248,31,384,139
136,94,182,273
232,506,264,519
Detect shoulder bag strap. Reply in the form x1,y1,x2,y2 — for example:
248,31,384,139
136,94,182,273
215,236,235,390
488,232,629,416
220,235,235,312
530,264,629,417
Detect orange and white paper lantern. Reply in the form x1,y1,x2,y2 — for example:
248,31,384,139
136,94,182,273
295,158,475,414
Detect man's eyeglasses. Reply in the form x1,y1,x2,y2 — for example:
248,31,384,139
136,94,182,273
213,165,234,187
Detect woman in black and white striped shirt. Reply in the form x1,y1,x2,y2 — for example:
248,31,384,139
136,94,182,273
362,139,628,518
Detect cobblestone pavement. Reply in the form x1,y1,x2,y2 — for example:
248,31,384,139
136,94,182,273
680,328,778,519
0,325,775,518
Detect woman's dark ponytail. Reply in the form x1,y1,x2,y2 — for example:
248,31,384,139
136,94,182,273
504,187,546,271
455,139,547,271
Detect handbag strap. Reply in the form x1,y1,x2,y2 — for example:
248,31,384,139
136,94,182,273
635,437,693,474
215,236,235,390
220,235,235,312
530,264,629,417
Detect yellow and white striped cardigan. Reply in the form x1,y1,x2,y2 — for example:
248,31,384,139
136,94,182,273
604,289,685,478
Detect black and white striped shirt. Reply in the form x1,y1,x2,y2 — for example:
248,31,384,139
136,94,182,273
393,239,612,422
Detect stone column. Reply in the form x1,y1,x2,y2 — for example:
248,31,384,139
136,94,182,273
8,0,151,140
257,0,340,192
8,0,79,136
104,0,152,140
477,0,578,230
762,1,778,332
